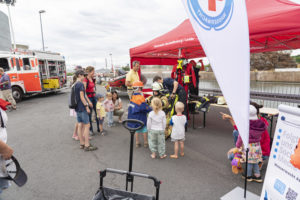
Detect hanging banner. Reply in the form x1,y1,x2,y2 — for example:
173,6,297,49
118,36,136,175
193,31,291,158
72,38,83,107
261,105,300,200
181,0,250,147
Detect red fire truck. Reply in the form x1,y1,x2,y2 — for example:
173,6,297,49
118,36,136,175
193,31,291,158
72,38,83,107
0,50,67,102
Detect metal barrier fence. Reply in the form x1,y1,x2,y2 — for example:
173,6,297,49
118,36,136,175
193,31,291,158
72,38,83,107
199,80,300,108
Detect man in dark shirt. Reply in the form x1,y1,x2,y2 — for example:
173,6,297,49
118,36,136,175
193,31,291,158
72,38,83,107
74,70,97,151
153,76,187,117
0,68,16,110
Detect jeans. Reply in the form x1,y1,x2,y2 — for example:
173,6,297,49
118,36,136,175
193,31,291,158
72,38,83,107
107,111,113,126
88,97,100,132
247,163,260,177
233,130,239,145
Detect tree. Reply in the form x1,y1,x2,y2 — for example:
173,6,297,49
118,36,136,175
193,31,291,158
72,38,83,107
122,64,130,71
292,55,300,63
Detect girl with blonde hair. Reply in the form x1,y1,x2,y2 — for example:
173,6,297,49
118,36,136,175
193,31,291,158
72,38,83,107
147,98,167,159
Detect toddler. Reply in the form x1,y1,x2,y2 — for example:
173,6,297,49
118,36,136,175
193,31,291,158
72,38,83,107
96,94,106,135
147,97,167,159
170,102,187,159
103,92,114,127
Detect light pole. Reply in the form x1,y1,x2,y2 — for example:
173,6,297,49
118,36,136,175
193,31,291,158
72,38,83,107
109,53,115,77
39,10,46,51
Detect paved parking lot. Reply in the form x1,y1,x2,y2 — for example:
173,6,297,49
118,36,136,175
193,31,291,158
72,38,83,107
2,88,264,199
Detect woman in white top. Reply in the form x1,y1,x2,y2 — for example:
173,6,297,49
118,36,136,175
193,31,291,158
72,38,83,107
147,97,167,159
112,91,124,123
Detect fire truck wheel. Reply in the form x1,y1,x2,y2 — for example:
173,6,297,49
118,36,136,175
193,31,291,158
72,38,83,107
12,87,23,102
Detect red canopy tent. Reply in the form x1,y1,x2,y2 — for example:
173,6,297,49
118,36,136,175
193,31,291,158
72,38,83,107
130,0,300,66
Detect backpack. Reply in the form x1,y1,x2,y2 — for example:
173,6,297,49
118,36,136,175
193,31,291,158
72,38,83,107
69,82,78,109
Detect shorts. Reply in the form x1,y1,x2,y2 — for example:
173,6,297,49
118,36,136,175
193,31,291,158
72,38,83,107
76,111,89,124
98,117,105,125
171,138,185,142
136,126,147,133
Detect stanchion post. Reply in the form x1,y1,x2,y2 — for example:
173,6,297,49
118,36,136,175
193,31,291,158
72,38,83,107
244,148,249,198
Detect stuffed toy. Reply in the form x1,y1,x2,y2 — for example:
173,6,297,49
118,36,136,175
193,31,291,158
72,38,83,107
228,148,243,174
290,138,300,170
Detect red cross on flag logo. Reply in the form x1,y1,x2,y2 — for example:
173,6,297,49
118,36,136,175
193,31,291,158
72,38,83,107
208,0,224,11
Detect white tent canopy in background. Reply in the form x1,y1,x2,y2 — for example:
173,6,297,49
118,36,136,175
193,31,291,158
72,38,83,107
182,0,250,148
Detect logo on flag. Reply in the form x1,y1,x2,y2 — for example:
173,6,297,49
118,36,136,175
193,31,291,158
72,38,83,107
187,0,234,31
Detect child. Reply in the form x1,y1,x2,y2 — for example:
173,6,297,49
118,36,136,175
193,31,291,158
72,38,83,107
222,101,270,169
147,97,167,159
222,105,266,182
170,102,187,159
96,94,106,135
128,81,152,148
103,92,114,127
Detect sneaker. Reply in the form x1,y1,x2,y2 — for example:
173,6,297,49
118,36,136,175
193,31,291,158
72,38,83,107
242,174,253,182
84,145,98,151
252,176,263,183
101,131,106,136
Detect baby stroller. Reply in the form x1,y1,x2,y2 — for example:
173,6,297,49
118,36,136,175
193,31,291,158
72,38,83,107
92,119,161,200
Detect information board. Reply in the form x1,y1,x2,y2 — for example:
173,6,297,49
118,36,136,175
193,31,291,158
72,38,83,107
261,105,300,200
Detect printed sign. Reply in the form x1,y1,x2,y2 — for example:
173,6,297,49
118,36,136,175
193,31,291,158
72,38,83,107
261,105,300,200
182,0,251,148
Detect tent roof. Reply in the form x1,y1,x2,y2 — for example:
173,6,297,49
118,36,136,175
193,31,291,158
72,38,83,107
130,0,300,59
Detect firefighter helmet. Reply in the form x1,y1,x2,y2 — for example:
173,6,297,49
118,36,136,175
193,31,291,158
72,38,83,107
152,82,163,91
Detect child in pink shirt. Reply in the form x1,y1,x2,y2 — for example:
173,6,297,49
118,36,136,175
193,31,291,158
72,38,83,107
103,92,114,127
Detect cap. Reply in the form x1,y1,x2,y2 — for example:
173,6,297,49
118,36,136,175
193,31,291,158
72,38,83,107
249,105,258,120
95,93,104,99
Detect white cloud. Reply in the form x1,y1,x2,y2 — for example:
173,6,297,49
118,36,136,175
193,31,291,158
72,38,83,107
1,1,299,70
0,0,187,69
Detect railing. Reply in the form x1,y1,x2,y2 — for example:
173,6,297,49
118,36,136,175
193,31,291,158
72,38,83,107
199,80,300,108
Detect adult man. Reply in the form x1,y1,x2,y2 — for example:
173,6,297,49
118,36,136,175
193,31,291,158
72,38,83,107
153,76,187,117
125,61,140,99
74,70,97,151
0,68,16,110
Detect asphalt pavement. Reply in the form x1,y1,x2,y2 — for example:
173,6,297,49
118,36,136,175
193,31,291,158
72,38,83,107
2,87,265,200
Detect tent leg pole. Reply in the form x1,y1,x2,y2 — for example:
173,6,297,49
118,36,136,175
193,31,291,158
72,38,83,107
244,148,249,199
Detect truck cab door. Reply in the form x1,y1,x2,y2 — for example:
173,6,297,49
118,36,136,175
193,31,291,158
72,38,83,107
18,57,42,92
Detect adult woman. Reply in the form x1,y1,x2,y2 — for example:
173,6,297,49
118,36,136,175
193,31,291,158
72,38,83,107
83,66,100,134
112,91,124,123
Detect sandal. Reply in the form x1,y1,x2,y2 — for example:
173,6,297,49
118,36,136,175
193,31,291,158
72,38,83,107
80,144,84,149
160,155,167,159
170,155,178,159
84,145,98,151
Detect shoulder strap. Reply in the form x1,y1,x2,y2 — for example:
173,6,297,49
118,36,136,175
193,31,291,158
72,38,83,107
0,111,5,128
